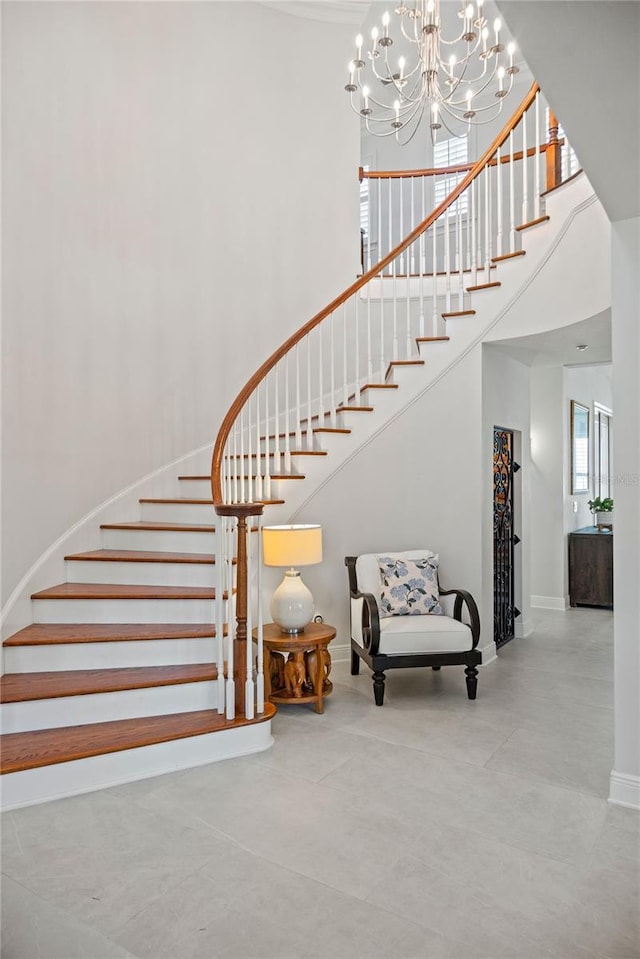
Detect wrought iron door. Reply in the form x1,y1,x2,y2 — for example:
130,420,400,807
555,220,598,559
493,428,521,648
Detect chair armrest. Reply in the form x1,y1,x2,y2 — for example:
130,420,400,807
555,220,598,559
439,587,480,649
351,590,381,655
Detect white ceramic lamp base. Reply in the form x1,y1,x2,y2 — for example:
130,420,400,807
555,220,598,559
270,569,314,634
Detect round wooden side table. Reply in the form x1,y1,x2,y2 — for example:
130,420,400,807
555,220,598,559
256,622,336,714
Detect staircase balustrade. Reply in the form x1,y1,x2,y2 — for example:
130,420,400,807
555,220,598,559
211,82,580,719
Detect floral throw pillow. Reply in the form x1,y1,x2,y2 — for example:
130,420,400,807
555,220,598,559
377,554,444,618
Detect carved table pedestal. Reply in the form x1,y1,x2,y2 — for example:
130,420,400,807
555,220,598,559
257,622,336,714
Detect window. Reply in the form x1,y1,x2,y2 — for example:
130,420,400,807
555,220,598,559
594,404,612,499
433,136,468,214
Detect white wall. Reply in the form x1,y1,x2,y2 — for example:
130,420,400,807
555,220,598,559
529,366,564,607
528,364,613,609
1,1,360,607
611,216,640,807
292,346,484,660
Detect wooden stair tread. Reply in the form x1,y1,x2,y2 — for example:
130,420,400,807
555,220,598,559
312,427,351,434
361,383,399,391
31,583,216,600
442,310,476,318
138,497,284,506
100,521,216,533
179,474,304,481
416,336,450,343
491,250,526,263
466,281,501,292
0,705,276,774
0,664,218,703
3,624,217,647
516,215,550,232
336,406,374,413
64,549,215,565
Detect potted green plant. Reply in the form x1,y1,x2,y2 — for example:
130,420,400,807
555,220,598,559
587,496,614,530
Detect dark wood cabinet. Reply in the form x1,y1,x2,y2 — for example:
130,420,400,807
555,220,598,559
568,527,613,608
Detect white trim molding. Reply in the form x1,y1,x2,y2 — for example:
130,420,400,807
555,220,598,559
609,770,640,810
531,595,569,611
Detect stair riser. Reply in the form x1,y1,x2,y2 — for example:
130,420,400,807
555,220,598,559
32,598,217,624
1,680,219,733
140,502,219,525
64,560,215,588
0,722,273,811
4,638,220,672
178,478,295,499
101,528,217,553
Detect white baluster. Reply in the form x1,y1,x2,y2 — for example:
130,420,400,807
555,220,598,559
534,94,541,219
377,178,382,269
240,411,246,504
343,303,349,407
496,146,503,259
318,322,324,429
245,517,255,720
471,178,478,288
284,353,291,473
432,222,438,336
273,363,281,476
509,129,516,252
254,388,262,502
419,233,425,339
354,290,360,400
330,312,337,425
410,177,416,274
366,278,373,382
387,179,392,275
444,205,451,313
392,258,399,360
225,518,235,720
232,424,238,505
264,373,272,501
522,110,528,226
295,343,302,453
421,176,427,273
255,513,264,713
246,400,253,503
484,164,491,272
306,334,313,450
399,178,404,274
457,205,464,311
215,523,225,713
405,256,411,357
465,183,472,278
380,269,386,377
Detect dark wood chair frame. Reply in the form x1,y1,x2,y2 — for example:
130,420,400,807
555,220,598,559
345,555,482,706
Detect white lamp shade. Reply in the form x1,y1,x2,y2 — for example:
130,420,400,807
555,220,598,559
262,525,323,568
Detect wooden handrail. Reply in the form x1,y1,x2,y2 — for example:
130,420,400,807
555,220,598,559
360,141,563,180
210,81,540,507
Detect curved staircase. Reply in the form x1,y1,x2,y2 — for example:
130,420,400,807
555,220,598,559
1,84,594,809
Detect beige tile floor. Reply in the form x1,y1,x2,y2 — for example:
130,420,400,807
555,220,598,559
2,607,639,959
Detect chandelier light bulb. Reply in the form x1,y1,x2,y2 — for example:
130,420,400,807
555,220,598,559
494,18,502,33
465,4,474,20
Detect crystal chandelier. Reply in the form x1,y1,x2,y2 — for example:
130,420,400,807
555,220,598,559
345,0,519,143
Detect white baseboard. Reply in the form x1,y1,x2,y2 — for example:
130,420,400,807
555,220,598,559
609,770,640,810
531,595,569,611
515,617,534,638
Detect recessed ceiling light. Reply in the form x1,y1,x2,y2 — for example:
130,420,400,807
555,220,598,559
576,344,589,351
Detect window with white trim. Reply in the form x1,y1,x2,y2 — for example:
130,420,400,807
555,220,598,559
433,136,468,214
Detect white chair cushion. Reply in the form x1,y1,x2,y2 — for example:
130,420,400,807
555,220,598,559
378,614,472,655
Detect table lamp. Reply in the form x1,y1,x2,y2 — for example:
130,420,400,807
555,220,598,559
262,524,323,634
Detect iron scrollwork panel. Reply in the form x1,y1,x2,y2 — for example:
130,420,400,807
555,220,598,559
493,429,518,648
